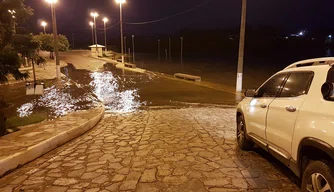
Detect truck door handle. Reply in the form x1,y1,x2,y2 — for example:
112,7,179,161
286,106,297,112
260,104,267,108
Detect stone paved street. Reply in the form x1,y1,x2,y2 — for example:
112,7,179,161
0,107,299,191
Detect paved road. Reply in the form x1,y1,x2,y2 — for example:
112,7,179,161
0,107,299,192
58,51,240,107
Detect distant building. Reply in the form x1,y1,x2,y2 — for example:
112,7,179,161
89,44,105,57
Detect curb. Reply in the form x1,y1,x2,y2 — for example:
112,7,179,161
0,105,105,177
90,56,146,74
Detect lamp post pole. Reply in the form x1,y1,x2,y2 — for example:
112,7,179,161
93,14,98,55
116,0,126,63
236,0,247,92
90,22,94,44
50,2,61,81
158,39,160,61
90,12,99,56
180,37,183,64
124,36,127,62
169,38,171,62
132,35,135,63
103,18,108,52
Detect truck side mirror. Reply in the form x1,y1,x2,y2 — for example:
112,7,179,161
321,82,334,100
244,89,256,97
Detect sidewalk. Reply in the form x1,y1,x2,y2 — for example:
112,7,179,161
0,107,299,191
3,60,67,86
94,56,240,95
93,56,146,73
0,105,104,177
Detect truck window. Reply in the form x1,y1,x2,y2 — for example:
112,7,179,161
279,72,314,97
256,73,287,97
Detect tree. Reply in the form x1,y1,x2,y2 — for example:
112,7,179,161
0,45,28,82
0,0,33,84
0,0,33,46
11,34,40,64
34,33,70,59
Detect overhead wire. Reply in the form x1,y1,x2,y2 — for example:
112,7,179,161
96,22,120,30
124,0,215,25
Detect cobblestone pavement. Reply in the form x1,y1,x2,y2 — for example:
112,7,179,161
0,107,299,192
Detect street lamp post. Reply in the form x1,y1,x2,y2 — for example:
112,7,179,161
103,17,108,52
91,12,99,56
116,0,126,64
158,39,160,61
45,0,61,81
41,21,47,34
132,35,135,63
236,0,247,92
180,37,183,64
169,38,171,62
89,22,94,45
124,36,127,62
8,10,16,33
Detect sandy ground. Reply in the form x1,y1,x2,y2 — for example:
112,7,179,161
3,59,67,86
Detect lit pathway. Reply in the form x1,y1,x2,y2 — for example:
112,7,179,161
0,107,299,191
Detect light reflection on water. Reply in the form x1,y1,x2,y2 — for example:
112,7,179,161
89,71,144,113
17,84,96,118
16,69,145,119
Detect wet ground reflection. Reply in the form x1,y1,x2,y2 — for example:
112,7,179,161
89,72,144,113
10,61,238,120
17,83,96,119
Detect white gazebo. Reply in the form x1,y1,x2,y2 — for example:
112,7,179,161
89,44,105,57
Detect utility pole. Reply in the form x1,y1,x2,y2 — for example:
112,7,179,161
236,0,247,92
180,37,183,64
50,3,61,81
92,27,94,44
158,39,161,61
93,15,98,56
103,17,108,52
132,35,135,63
72,33,75,49
118,1,125,64
169,38,172,61
90,22,94,45
104,25,107,52
124,36,127,56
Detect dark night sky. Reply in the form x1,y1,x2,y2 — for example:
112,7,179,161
24,0,334,38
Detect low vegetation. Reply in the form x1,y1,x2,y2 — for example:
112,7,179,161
5,112,47,132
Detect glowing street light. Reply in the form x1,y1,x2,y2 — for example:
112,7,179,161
8,10,16,18
44,0,61,81
89,21,94,45
45,0,58,3
116,0,126,63
90,12,99,56
8,10,16,33
41,21,47,34
103,17,109,52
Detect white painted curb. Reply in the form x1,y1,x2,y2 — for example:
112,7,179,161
0,105,105,177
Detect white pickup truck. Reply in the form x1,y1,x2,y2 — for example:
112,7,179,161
237,58,334,191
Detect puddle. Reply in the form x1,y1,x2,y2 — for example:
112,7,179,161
3,61,238,122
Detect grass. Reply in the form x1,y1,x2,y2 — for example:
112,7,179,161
5,112,47,132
